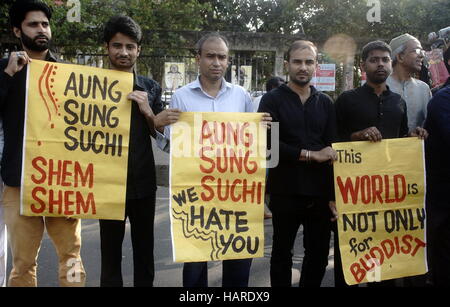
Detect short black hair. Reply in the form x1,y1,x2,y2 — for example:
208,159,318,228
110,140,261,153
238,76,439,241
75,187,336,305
196,32,229,55
361,40,392,62
266,76,285,92
9,0,52,29
103,15,142,45
286,40,318,62
444,46,450,74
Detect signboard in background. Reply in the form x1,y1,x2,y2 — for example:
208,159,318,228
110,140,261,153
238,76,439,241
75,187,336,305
312,63,336,91
164,62,185,91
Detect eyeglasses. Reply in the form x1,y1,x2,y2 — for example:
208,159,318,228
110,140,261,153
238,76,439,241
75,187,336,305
408,48,425,57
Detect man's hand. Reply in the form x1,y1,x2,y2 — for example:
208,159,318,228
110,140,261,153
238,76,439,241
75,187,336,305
128,90,153,116
154,108,181,132
351,126,382,142
260,112,272,129
409,127,428,140
4,51,31,77
329,201,338,222
310,146,338,163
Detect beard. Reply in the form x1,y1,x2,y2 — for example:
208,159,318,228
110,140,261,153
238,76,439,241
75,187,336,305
367,71,389,84
290,75,312,87
21,32,50,52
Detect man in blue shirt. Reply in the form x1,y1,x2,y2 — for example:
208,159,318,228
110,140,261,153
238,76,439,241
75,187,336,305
167,33,270,287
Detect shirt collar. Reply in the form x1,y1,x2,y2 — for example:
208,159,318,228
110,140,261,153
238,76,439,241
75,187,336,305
189,76,231,90
362,82,391,96
280,83,319,96
189,76,232,97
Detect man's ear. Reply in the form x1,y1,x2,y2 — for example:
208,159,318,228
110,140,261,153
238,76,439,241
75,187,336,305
395,52,404,64
137,45,141,57
12,26,21,39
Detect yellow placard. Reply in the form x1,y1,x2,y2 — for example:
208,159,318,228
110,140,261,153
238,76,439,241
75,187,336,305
170,112,266,262
333,138,427,285
21,60,133,220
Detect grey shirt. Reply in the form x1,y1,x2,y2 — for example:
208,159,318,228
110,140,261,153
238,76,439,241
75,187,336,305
387,75,431,132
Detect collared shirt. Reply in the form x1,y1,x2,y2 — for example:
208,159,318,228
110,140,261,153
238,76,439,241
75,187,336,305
126,74,164,199
386,76,431,132
0,51,58,186
335,83,409,142
160,77,253,146
258,84,336,200
169,77,253,112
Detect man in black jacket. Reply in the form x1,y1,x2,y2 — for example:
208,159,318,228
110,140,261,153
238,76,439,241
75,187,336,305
258,40,337,287
99,15,180,287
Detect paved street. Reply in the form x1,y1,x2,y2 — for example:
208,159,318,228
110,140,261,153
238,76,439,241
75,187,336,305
6,185,336,287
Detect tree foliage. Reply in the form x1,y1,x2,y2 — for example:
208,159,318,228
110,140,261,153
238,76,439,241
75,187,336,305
302,0,450,45
1,0,449,88
2,0,449,50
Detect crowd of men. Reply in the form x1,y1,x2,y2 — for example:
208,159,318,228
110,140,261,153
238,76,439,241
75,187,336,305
0,0,449,287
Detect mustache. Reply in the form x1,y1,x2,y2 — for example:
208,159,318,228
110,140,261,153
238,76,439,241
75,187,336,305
34,35,48,40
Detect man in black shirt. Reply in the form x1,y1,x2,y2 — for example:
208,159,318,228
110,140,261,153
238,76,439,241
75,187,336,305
258,40,337,287
336,41,427,142
334,40,427,287
99,15,180,287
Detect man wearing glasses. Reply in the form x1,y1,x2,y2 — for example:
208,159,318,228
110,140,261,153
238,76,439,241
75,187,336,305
387,34,432,134
387,33,432,287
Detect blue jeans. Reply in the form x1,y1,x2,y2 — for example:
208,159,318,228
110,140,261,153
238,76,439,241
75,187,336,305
183,259,252,287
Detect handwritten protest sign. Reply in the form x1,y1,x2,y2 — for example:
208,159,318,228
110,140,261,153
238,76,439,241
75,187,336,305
333,138,427,285
170,112,266,262
21,60,133,220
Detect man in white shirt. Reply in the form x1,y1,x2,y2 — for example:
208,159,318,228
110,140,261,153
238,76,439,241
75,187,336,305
387,33,432,287
167,33,271,287
387,34,432,132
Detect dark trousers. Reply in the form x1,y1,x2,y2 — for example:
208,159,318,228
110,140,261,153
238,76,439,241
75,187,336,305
269,195,331,287
332,223,354,288
183,259,252,287
427,204,450,287
99,194,156,287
